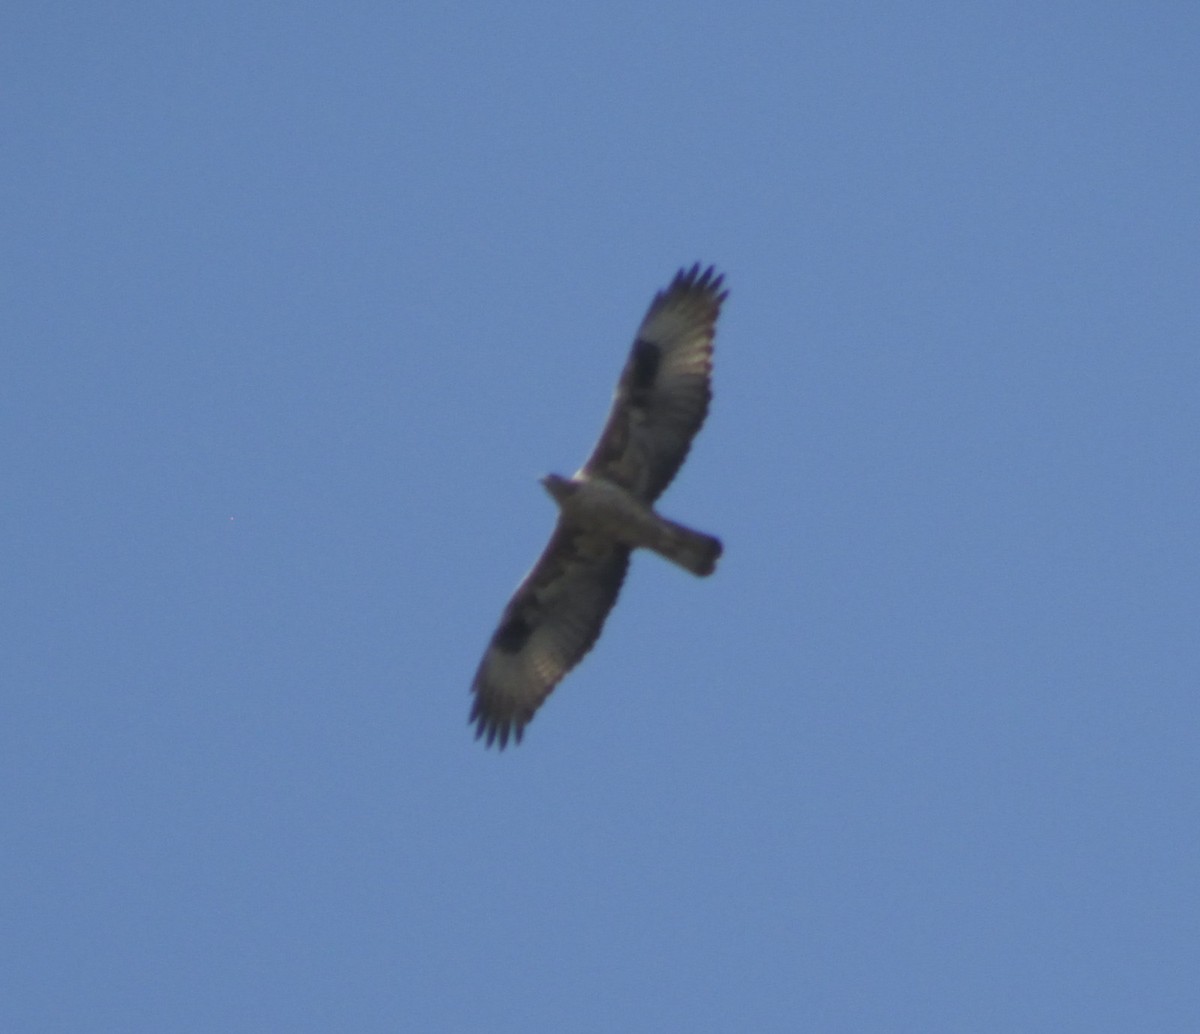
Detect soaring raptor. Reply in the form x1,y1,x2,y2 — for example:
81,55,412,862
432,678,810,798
470,265,727,748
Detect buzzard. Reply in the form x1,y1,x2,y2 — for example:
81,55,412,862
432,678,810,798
470,264,727,748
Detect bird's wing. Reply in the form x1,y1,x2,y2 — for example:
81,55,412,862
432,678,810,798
470,521,631,748
581,264,726,503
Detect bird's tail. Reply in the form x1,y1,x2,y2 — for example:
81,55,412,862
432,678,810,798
652,517,723,577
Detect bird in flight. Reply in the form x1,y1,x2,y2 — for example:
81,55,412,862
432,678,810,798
470,265,727,748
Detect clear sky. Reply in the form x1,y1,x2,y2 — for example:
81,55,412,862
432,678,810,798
3,3,1197,1031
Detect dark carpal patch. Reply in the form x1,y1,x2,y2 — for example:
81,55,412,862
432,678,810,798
493,612,533,653
628,340,661,399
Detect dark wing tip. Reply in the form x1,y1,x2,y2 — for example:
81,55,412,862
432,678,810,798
669,263,728,305
469,691,528,751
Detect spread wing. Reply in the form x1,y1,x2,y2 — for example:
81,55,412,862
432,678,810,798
581,264,727,503
470,522,631,748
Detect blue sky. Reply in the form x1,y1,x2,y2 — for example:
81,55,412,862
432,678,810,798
3,3,1197,1030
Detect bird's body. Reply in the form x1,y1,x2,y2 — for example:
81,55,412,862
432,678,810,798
540,474,721,577
470,265,727,748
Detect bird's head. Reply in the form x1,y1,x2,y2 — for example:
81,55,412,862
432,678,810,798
539,473,576,506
